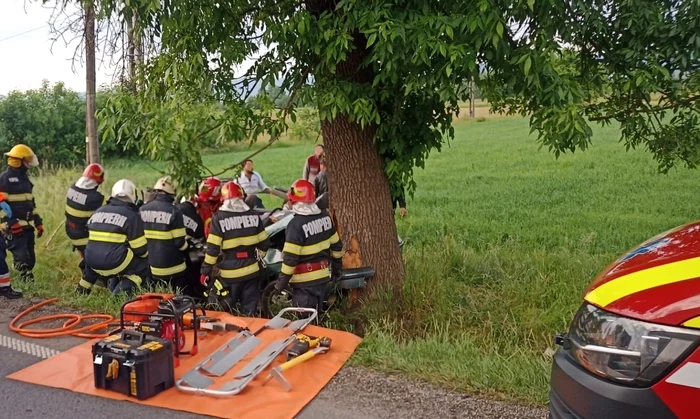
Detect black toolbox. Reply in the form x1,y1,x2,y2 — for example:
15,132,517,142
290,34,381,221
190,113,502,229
92,330,174,400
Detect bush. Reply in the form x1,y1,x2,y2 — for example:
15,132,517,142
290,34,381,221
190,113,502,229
0,80,138,167
288,107,321,143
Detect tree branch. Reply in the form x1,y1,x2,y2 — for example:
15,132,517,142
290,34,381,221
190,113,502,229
588,94,700,122
210,67,310,178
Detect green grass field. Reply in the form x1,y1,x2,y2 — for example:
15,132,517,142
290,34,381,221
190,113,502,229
14,115,700,405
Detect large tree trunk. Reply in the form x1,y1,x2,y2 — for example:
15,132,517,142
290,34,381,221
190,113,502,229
323,117,405,294
306,0,405,296
85,0,100,164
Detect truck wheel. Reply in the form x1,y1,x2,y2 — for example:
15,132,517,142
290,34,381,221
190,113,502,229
260,281,293,318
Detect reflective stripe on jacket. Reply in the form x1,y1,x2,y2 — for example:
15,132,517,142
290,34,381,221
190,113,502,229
84,198,148,282
65,183,105,247
278,211,343,287
201,209,270,281
0,166,41,227
140,194,187,277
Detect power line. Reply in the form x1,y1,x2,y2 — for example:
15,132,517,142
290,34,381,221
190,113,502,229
0,25,48,43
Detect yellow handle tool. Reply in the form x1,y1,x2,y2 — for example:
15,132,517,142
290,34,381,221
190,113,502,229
263,346,329,391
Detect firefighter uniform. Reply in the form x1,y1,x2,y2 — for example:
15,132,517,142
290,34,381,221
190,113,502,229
194,177,223,238
65,168,106,287
178,200,206,299
0,197,22,298
276,179,343,313
82,180,149,296
0,145,43,281
201,182,269,315
140,194,189,291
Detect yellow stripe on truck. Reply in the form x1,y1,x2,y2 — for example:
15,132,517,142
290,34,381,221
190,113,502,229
682,316,700,329
584,256,700,307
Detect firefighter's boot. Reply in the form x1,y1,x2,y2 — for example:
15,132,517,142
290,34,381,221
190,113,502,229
0,285,23,299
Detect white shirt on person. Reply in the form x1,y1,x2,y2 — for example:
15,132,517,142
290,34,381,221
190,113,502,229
238,171,268,195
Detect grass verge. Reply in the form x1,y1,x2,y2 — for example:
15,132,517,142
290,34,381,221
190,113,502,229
11,114,700,405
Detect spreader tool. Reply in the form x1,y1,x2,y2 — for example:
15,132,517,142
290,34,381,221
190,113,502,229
286,334,332,360
175,307,317,397
182,313,248,333
263,346,330,391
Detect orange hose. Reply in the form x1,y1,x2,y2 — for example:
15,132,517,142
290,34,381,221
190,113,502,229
10,298,116,339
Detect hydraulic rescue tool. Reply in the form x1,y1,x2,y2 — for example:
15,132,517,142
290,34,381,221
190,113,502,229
182,313,248,333
286,334,332,360
176,307,318,397
117,293,202,367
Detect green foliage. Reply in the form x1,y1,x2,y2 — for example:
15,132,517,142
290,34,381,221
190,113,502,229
288,107,321,142
0,80,138,166
94,0,700,203
0,81,85,166
19,117,700,403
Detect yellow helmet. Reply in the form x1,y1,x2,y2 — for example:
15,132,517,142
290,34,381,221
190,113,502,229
4,144,38,167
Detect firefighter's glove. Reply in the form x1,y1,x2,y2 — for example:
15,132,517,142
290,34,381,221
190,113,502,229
275,276,289,292
10,222,24,236
200,274,209,287
76,285,91,296
36,224,44,238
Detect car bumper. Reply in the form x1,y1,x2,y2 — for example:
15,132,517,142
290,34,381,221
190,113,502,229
549,349,677,419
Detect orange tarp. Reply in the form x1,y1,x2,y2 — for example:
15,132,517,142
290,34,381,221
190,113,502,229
7,312,362,419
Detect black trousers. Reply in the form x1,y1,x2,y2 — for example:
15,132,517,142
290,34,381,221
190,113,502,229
74,245,105,287
183,256,206,300
220,277,261,316
92,256,150,297
291,280,331,315
152,271,189,294
6,229,35,280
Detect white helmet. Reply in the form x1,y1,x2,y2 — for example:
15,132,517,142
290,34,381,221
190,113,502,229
111,179,138,204
153,176,176,195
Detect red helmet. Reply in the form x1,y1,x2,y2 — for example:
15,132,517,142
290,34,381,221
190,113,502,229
83,163,105,184
287,179,316,204
221,181,244,200
198,177,222,201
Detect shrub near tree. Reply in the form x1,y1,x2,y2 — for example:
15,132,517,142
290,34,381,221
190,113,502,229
0,81,85,166
0,80,138,167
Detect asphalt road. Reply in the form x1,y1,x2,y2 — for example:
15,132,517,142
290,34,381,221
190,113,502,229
0,298,547,419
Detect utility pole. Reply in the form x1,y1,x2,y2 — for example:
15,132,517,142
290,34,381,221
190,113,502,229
126,11,136,93
133,14,144,91
85,0,100,164
468,78,475,119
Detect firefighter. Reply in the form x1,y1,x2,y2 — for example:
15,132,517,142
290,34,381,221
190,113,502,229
140,176,189,292
200,181,270,316
177,196,206,299
78,179,149,296
0,195,22,298
193,176,223,238
65,163,106,288
275,179,343,314
0,144,43,282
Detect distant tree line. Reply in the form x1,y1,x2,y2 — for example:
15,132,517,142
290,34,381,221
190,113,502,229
0,80,139,167
0,80,246,167
0,80,323,168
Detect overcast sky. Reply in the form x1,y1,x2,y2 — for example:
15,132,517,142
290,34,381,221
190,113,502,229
0,0,120,94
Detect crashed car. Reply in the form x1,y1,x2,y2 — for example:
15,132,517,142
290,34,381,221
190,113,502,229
549,222,700,419
254,202,404,316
